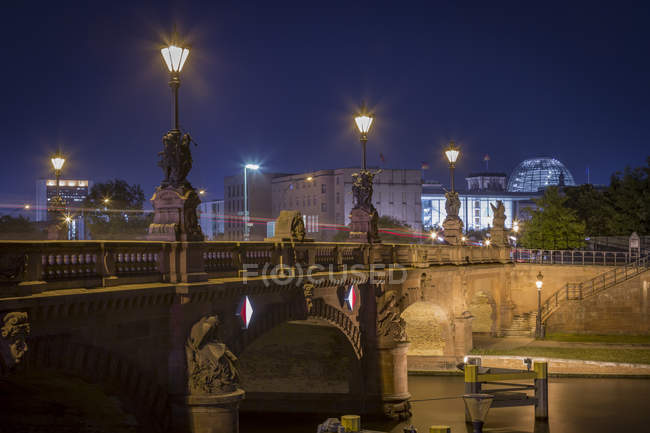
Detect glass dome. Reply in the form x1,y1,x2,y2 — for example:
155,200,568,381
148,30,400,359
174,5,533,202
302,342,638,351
507,158,575,192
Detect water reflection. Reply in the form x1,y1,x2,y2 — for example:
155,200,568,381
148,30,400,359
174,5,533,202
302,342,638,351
240,375,650,433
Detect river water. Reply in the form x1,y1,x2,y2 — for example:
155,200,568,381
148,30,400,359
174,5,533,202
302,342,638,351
240,375,650,433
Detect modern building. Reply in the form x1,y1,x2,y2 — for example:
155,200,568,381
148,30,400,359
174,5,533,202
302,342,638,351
224,171,288,241
422,157,576,232
271,168,422,241
198,199,225,240
35,179,91,222
507,158,575,192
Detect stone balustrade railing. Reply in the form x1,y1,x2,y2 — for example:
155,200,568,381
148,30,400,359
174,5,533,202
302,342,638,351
0,240,509,297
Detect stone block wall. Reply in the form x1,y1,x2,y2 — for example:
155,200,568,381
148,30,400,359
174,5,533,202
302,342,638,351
546,273,650,334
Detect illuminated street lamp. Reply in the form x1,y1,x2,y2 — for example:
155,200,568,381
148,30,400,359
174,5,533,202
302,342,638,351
430,231,436,245
444,140,460,192
244,164,260,241
355,104,374,170
160,32,190,130
536,271,544,338
51,151,66,203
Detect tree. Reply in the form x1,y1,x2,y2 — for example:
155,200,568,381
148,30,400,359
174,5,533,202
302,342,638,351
604,157,650,235
83,179,152,240
563,184,611,236
519,187,586,249
0,215,42,240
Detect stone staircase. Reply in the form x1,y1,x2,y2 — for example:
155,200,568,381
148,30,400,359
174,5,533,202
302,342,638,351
500,312,536,337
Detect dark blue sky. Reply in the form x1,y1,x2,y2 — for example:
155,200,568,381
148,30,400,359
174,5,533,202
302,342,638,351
2,0,649,207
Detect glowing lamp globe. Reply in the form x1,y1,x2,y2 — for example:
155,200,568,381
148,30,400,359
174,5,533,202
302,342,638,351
161,44,190,72
444,141,460,165
536,272,544,290
51,154,66,171
355,115,373,135
245,164,260,170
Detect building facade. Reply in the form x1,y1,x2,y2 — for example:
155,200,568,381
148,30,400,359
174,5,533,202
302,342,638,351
198,199,225,240
224,171,285,241
422,174,537,232
35,179,91,222
271,168,422,240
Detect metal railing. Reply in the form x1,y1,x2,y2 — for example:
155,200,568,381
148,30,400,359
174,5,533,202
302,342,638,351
0,240,510,297
512,248,637,266
540,255,649,323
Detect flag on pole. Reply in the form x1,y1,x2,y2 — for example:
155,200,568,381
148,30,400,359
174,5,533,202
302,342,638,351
421,161,430,170
379,153,385,164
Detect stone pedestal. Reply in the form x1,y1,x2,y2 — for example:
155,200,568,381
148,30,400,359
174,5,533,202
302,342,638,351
349,207,380,243
378,341,411,419
148,186,203,242
490,227,508,248
172,390,246,433
442,216,463,246
453,313,474,356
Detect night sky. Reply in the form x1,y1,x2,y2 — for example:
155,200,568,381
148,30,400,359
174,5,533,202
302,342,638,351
2,1,649,209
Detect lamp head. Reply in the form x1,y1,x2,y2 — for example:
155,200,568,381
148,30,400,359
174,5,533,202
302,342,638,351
536,271,544,289
485,239,491,246
245,164,260,170
355,103,374,136
161,30,190,73
51,152,66,172
444,140,460,166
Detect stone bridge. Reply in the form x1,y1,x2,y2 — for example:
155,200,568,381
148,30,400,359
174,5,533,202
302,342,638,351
0,240,514,432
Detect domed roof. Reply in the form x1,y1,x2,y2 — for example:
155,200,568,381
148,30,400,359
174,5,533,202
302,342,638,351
507,158,575,192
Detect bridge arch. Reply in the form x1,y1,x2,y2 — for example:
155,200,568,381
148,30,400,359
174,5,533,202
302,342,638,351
4,335,169,432
400,301,453,357
229,295,362,360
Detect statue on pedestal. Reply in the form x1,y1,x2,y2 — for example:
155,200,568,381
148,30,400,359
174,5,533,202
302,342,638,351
489,200,508,247
149,130,203,241
349,169,381,243
442,190,464,245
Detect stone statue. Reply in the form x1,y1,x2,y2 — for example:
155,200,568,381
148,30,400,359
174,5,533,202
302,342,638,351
490,200,506,229
489,200,508,247
444,190,461,219
350,169,381,243
376,291,407,343
351,170,378,210
158,130,196,189
185,315,239,394
291,212,306,241
0,312,30,368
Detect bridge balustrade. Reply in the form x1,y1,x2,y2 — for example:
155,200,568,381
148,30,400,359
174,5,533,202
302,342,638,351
0,240,509,297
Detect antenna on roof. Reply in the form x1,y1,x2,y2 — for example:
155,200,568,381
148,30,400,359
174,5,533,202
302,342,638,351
483,154,490,171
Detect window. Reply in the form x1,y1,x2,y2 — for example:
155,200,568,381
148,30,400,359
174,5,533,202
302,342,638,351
402,192,407,204
336,176,340,185
321,184,326,193
336,192,340,204
321,202,327,212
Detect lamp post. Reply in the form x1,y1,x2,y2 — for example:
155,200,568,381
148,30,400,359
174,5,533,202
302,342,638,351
160,33,190,131
354,105,374,170
243,164,260,241
444,140,460,192
536,271,544,338
51,152,65,205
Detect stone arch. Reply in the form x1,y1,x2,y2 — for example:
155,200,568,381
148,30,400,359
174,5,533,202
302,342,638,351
6,335,169,432
400,301,452,357
466,290,497,335
229,295,362,360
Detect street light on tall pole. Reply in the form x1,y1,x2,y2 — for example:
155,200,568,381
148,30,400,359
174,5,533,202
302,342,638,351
444,140,460,192
536,271,544,339
160,32,190,131
355,105,374,170
244,164,260,241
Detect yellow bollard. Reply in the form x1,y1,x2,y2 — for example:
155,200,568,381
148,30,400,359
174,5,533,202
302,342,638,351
341,415,361,432
429,426,451,433
534,361,548,419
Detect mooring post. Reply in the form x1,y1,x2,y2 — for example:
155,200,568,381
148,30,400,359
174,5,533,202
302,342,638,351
464,364,480,422
534,361,548,419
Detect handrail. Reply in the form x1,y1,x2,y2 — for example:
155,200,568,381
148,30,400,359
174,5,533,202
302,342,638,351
540,255,649,323
512,248,637,266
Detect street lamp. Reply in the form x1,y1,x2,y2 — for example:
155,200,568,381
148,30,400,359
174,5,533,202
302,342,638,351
355,104,374,170
51,151,66,202
160,33,190,130
444,140,460,192
536,271,544,338
244,164,260,241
